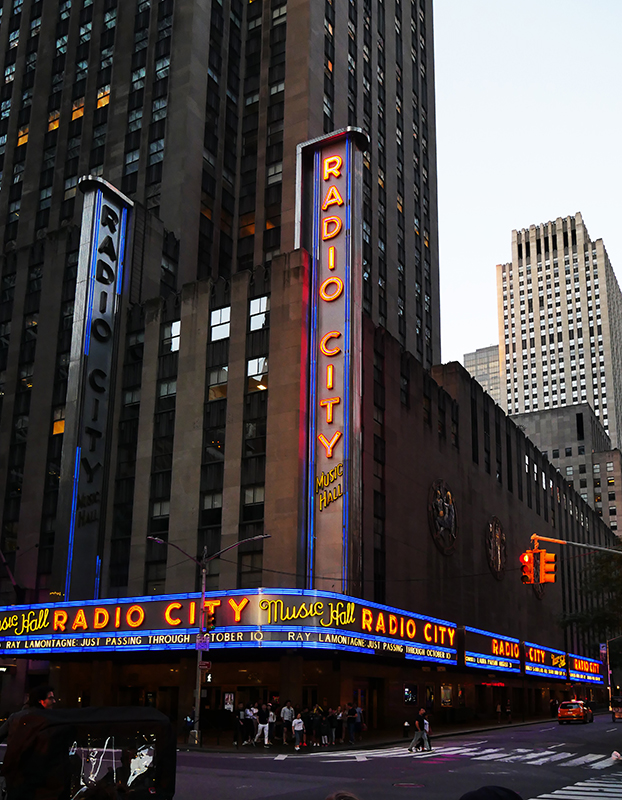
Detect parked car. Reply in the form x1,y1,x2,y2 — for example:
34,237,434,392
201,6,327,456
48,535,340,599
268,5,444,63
558,700,594,724
611,695,622,722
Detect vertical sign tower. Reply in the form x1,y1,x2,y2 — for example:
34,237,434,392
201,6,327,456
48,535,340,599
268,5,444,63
296,129,368,593
53,177,133,601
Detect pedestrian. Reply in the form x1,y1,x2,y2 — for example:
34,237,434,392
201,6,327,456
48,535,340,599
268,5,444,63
321,711,330,746
336,706,344,743
301,707,311,747
1,684,72,800
292,713,305,751
505,700,512,724
346,703,357,745
254,703,270,747
496,703,502,724
233,702,246,746
268,704,276,744
423,713,432,751
355,704,364,741
243,703,255,745
281,700,294,744
407,707,426,753
328,708,337,745
549,698,558,719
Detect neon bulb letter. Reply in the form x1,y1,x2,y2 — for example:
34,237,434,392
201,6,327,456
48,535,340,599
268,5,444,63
165,602,182,626
229,597,250,622
319,330,342,356
323,155,342,180
320,396,341,423
319,277,344,302
326,364,334,389
318,430,342,457
322,216,342,240
54,610,68,632
93,608,110,630
328,246,336,270
321,186,344,211
126,605,145,628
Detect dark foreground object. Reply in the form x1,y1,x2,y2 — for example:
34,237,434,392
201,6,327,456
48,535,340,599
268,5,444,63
2,706,176,799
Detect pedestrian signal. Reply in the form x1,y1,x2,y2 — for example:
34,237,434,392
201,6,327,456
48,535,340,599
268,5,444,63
520,551,535,584
539,550,557,584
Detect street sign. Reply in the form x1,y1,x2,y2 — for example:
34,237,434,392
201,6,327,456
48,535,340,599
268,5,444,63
199,661,212,671
195,634,210,650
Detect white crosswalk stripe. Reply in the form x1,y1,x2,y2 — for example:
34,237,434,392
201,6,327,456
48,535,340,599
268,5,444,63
529,774,622,799
276,743,622,771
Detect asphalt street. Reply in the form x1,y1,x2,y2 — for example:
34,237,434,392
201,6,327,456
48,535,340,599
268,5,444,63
176,715,622,799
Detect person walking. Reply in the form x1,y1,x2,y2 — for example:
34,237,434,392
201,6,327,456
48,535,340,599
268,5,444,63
254,703,270,747
423,712,432,751
233,702,246,746
328,708,337,745
346,704,357,745
335,706,344,743
280,701,294,744
292,713,305,751
407,708,426,753
496,703,502,724
505,700,512,724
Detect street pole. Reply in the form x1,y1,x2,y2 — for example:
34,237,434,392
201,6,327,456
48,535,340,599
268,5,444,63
147,533,270,746
605,635,622,711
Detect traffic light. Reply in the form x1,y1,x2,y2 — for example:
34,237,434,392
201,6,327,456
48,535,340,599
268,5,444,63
520,550,535,584
539,549,557,584
205,611,216,632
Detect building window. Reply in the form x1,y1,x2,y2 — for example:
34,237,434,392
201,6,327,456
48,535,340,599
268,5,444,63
52,406,65,436
608,477,615,486
17,126,29,146
565,466,573,477
210,307,231,341
207,367,228,401
125,149,140,174
162,321,180,352
247,357,268,392
97,85,111,108
152,500,170,518
593,463,601,474
607,461,614,472
123,388,141,406
158,379,177,397
249,296,270,331
48,110,60,131
128,108,143,132
565,447,572,457
72,98,85,120
148,139,165,165
152,97,167,121
267,162,283,185
552,449,559,458
609,506,617,517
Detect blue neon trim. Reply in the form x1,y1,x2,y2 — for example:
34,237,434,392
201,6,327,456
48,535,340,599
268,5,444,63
465,652,521,674
465,625,520,644
64,447,82,599
524,641,566,656
342,137,352,592
568,652,602,666
116,208,128,295
84,191,103,356
306,149,322,589
94,556,101,600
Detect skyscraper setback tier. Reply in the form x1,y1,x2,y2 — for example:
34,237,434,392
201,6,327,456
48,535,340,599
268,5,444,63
497,212,622,448
0,0,439,597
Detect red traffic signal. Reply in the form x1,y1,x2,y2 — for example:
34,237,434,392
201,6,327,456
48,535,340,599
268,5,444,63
539,549,557,584
520,551,535,584
205,611,216,632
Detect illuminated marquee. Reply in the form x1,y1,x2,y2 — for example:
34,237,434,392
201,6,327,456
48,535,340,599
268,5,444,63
54,177,132,601
464,626,521,674
0,589,457,664
568,653,604,684
523,641,567,680
297,128,368,592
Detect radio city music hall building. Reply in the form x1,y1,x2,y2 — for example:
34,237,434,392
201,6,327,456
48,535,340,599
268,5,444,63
0,0,614,731
0,135,614,733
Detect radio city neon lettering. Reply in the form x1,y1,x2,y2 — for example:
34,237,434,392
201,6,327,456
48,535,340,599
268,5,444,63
526,646,546,664
572,657,600,674
492,639,520,659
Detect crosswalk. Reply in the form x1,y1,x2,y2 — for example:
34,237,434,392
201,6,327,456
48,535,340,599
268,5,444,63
279,742,622,770
529,774,622,799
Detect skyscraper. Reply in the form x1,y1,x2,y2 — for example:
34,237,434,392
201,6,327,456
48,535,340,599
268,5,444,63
0,0,440,600
498,213,622,447
463,344,502,406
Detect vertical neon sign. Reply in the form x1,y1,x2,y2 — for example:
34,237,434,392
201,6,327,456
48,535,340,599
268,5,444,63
296,129,367,593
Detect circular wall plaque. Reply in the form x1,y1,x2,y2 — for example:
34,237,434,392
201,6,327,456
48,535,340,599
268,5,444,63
428,480,458,555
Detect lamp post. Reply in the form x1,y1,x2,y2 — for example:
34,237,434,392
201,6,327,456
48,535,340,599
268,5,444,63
147,533,270,744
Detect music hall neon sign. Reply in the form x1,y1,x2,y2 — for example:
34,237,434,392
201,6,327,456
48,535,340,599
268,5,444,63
297,129,367,592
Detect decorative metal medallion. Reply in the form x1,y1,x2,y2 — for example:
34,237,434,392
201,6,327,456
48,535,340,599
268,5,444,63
485,516,507,580
428,480,458,555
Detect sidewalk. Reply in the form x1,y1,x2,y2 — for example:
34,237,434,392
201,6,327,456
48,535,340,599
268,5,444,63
179,713,571,754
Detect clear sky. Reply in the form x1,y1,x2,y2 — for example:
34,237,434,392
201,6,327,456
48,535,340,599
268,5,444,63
433,0,622,364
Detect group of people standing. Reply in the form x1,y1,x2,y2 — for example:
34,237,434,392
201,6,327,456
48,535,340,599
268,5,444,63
234,700,365,750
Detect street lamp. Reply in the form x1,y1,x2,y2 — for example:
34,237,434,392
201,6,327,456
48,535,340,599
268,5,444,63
147,532,270,744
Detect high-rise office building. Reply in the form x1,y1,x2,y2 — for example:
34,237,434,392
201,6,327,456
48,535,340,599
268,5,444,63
497,212,622,447
0,0,440,599
463,344,502,406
